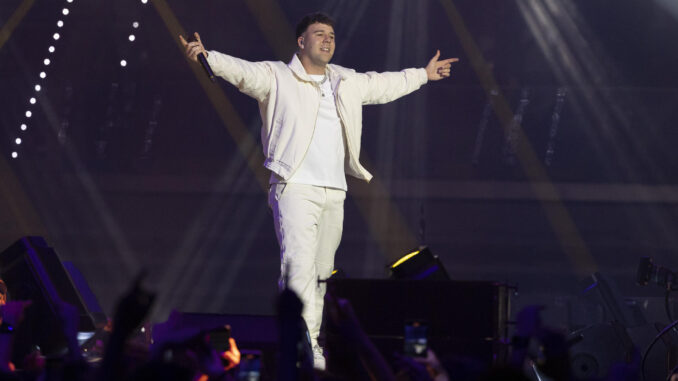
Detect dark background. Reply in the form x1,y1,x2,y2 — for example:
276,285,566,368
1,0,678,325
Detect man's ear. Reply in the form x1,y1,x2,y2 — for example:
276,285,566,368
298,36,304,49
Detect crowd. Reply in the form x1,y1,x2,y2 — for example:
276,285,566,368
0,276,663,380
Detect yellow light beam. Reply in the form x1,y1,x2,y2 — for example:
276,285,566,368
439,0,597,275
0,153,49,247
151,0,269,189
0,0,34,51
244,0,297,60
350,176,419,259
0,0,45,247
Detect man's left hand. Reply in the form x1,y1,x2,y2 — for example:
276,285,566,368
425,50,458,81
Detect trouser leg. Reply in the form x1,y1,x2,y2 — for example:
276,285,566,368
310,188,345,348
269,183,323,345
268,184,345,351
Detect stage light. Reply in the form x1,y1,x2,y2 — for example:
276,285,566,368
11,152,18,159
391,249,421,268
128,34,135,42
329,268,346,279
67,0,73,3
20,124,27,131
62,8,69,16
29,97,36,104
49,46,55,53
132,21,139,29
53,33,60,40
15,138,22,145
120,59,127,67
43,58,50,66
389,246,450,280
35,84,41,92
25,111,32,118
40,72,46,78
141,0,148,4
57,20,64,28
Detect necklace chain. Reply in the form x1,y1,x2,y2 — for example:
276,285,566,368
314,75,328,96
314,75,328,85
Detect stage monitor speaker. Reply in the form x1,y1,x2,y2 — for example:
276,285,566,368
0,236,97,361
62,261,107,327
326,279,510,368
389,246,450,280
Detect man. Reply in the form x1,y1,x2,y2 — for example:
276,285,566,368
180,12,457,369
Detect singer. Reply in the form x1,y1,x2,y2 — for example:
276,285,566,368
179,12,457,370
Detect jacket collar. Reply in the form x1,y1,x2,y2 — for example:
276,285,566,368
288,53,344,82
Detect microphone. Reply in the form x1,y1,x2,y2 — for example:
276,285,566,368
197,52,215,82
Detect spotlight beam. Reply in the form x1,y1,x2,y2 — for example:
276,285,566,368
151,0,268,188
438,0,598,275
35,88,141,280
243,0,296,60
0,0,35,52
0,154,50,242
150,0,272,318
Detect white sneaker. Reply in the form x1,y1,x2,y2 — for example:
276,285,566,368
312,345,326,370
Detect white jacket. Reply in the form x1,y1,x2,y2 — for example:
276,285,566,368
206,51,428,182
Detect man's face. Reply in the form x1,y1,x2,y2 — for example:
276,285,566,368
298,22,335,67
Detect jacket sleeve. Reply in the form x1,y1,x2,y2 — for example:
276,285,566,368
206,50,272,102
356,68,428,105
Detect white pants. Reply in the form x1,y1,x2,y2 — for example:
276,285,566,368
268,183,346,349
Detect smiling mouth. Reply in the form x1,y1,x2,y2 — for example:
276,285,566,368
320,47,331,52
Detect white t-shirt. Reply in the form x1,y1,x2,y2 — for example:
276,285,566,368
273,74,347,191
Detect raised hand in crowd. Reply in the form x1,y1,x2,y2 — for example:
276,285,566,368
396,349,450,381
150,311,241,381
277,287,314,381
112,271,155,337
220,337,241,372
100,271,156,381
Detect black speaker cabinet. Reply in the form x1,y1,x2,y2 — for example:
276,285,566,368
326,279,510,366
0,236,97,361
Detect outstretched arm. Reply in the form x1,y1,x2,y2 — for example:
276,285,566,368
358,50,459,105
425,50,458,81
179,32,272,101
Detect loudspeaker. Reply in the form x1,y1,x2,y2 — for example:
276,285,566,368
0,236,97,361
325,279,510,367
62,261,107,327
389,247,450,280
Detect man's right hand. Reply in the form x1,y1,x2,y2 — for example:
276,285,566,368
179,32,207,63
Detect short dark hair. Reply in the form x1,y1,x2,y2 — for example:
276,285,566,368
295,12,335,39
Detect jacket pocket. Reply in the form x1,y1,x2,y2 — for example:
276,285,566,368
275,183,287,201
268,183,288,208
